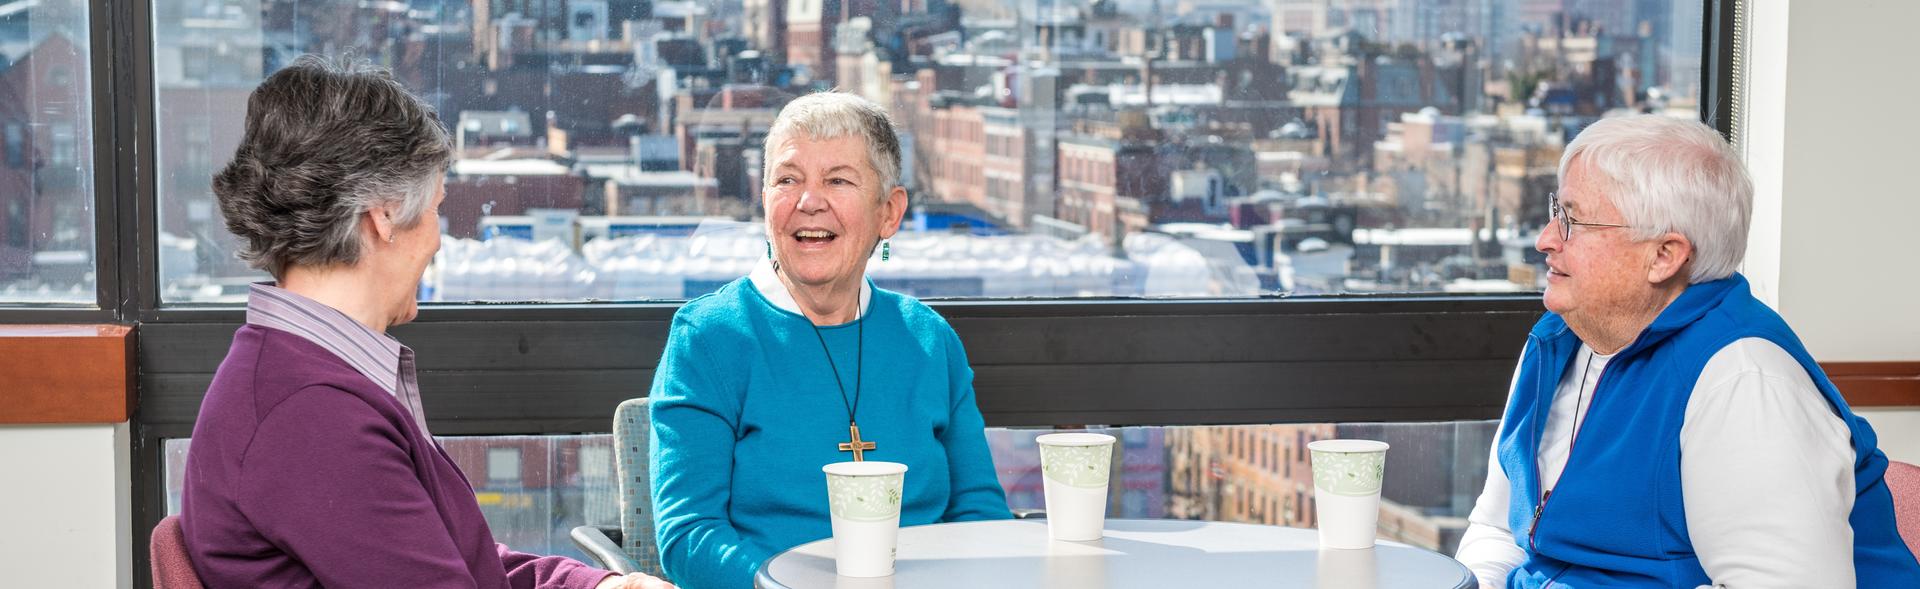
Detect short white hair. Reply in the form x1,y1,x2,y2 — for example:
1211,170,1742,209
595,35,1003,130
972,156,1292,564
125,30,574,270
763,91,902,201
1558,114,1753,283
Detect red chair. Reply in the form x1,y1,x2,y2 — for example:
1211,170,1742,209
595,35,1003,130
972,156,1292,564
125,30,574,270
1889,460,1920,560
151,515,205,589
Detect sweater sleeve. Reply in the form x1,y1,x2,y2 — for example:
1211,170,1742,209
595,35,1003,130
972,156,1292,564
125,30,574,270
1682,339,1856,589
237,385,479,589
936,326,1014,522
1456,437,1527,589
649,314,766,589
1454,356,1529,589
497,543,619,589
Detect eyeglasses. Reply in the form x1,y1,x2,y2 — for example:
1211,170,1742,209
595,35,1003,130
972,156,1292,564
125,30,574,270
1548,192,1630,242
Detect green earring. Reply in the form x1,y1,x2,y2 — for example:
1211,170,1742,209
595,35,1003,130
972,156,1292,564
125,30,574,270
766,240,772,258
882,240,891,261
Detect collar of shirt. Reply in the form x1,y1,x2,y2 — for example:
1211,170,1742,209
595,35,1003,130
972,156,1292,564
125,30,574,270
749,258,872,320
244,282,407,398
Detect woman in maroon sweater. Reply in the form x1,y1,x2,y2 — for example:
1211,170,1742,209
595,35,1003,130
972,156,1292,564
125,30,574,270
179,55,674,589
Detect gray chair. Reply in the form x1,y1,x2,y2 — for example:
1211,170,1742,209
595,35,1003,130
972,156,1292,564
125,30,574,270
571,398,661,577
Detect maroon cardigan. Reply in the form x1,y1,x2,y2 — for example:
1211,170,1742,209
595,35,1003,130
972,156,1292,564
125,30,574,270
180,325,612,589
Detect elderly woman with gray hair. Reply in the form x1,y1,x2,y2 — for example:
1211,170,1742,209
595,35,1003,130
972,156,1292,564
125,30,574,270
1453,115,1920,588
647,91,1013,589
179,56,673,589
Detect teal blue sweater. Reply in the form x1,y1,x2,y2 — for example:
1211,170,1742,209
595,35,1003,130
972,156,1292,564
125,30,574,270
647,277,1013,589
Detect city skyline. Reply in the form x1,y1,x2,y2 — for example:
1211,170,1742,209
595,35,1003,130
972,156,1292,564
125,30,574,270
5,0,1706,303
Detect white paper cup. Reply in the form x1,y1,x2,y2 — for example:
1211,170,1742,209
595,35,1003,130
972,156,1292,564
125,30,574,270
1036,433,1115,541
823,461,908,577
1308,439,1389,549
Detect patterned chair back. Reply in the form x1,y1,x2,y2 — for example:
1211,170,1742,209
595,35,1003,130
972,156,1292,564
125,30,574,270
615,397,662,575
1888,460,1920,560
151,515,205,589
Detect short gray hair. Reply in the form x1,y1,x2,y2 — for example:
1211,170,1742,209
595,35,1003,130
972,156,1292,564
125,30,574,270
213,54,452,278
763,91,902,200
1558,114,1752,283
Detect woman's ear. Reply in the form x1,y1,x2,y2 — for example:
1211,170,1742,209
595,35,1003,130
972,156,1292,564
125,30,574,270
879,186,909,239
1646,231,1694,284
366,206,397,245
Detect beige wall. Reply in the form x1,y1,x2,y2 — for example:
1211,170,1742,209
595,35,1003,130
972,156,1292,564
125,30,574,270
0,424,132,588
1746,0,1920,361
1743,0,1920,461
1861,409,1920,464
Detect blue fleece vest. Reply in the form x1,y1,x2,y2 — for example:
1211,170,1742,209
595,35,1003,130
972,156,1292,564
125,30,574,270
1494,274,1920,588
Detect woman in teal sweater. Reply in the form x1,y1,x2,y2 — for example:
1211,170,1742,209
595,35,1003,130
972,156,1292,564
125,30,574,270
647,91,1013,589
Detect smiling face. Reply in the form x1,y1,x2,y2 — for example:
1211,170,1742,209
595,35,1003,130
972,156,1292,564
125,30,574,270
763,133,907,295
1536,160,1661,325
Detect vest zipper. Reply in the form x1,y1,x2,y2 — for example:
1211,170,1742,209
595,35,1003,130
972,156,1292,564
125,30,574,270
1542,563,1572,589
1528,361,1610,556
1528,489,1549,551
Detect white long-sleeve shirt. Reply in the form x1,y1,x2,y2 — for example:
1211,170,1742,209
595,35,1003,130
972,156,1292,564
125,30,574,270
1454,338,1858,589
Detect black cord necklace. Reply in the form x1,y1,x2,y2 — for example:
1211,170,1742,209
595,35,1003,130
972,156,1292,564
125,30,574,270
1548,351,1601,494
1530,347,1603,542
810,295,873,461
1568,348,1599,453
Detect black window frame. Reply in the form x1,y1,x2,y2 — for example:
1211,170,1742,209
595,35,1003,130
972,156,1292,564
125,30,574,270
0,1,1741,586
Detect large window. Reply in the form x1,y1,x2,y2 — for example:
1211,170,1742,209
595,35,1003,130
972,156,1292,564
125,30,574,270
166,421,1497,563
152,0,1705,303
164,434,623,564
0,0,95,304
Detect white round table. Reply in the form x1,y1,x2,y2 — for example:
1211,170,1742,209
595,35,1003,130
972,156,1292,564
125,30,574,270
753,518,1477,589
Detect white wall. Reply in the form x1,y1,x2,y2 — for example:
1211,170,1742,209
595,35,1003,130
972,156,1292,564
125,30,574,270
1737,0,1790,307
1747,0,1920,362
1744,0,1920,461
1861,409,1920,464
0,424,133,589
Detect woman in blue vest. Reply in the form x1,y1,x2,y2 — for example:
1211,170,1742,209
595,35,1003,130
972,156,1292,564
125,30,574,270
1452,114,1920,588
647,92,1013,589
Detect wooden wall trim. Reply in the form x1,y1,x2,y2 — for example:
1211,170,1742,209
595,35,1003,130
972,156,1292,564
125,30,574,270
1824,361,1920,408
0,324,136,424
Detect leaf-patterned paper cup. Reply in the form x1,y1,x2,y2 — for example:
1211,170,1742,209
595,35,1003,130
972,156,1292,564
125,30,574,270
823,461,908,576
1036,433,1115,489
1307,439,1389,497
1036,433,1116,541
1307,439,1388,549
823,461,908,522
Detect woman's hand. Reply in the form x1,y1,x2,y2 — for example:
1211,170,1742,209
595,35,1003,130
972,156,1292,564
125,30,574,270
595,572,677,589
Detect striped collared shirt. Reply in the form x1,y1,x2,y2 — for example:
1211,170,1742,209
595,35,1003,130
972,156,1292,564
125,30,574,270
245,282,432,435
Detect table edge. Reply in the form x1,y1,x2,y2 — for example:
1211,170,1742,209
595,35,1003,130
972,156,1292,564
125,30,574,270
753,518,1475,589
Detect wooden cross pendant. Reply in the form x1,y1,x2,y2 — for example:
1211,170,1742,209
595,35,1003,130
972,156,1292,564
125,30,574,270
837,422,877,461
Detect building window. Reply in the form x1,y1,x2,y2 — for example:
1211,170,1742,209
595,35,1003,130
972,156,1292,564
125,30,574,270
0,2,96,304
579,445,612,480
486,447,523,485
3,122,23,168
48,124,76,168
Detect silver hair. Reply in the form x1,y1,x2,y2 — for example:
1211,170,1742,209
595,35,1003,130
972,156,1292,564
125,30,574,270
1557,114,1753,283
762,91,902,200
212,54,452,278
